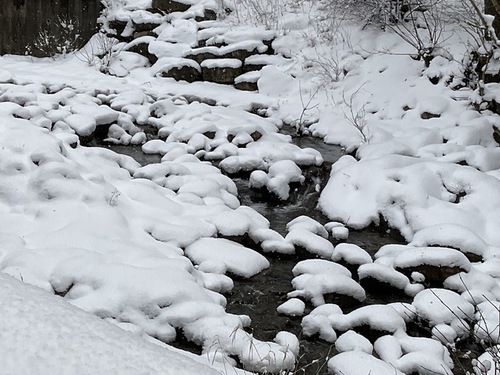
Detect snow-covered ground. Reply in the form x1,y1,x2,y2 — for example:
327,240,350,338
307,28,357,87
2,0,500,374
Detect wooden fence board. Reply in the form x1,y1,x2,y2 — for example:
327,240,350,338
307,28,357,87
0,0,102,56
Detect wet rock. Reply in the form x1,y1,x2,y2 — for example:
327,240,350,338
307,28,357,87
250,131,262,141
201,59,243,84
359,276,411,299
133,20,162,34
203,131,217,139
396,264,465,286
195,9,217,22
133,30,158,39
227,47,263,61
158,62,202,83
234,72,260,91
323,292,364,308
152,0,191,13
125,39,158,65
186,47,221,64
108,19,128,36
107,19,133,42
393,247,471,286
420,111,441,119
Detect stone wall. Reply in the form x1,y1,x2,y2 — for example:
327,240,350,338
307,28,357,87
0,0,102,56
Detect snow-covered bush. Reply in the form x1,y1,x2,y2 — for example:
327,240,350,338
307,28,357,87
76,33,120,74
27,16,85,57
231,0,286,30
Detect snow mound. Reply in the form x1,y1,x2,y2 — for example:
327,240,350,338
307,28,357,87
288,259,365,306
329,351,404,375
185,237,269,278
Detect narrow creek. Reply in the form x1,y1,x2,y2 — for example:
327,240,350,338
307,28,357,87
91,129,413,374
227,130,408,374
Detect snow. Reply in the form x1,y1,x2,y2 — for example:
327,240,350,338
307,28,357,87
374,335,403,362
285,217,334,257
277,298,306,317
393,246,471,271
3,0,500,373
324,221,349,240
185,237,269,278
64,113,97,136
331,243,372,266
328,351,404,375
250,159,304,200
331,305,407,335
200,58,242,69
0,272,221,375
335,330,373,354
412,288,474,326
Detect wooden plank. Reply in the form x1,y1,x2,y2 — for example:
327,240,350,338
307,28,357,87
1,0,102,56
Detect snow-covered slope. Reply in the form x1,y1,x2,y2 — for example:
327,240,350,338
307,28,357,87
0,272,220,375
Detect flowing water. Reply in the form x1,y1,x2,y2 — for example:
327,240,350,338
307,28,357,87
226,130,408,374
94,129,429,374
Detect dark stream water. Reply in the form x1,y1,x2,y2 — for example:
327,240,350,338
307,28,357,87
94,129,475,375
225,130,409,374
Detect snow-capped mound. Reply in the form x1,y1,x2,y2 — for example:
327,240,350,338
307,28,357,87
184,237,269,278
0,272,221,375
